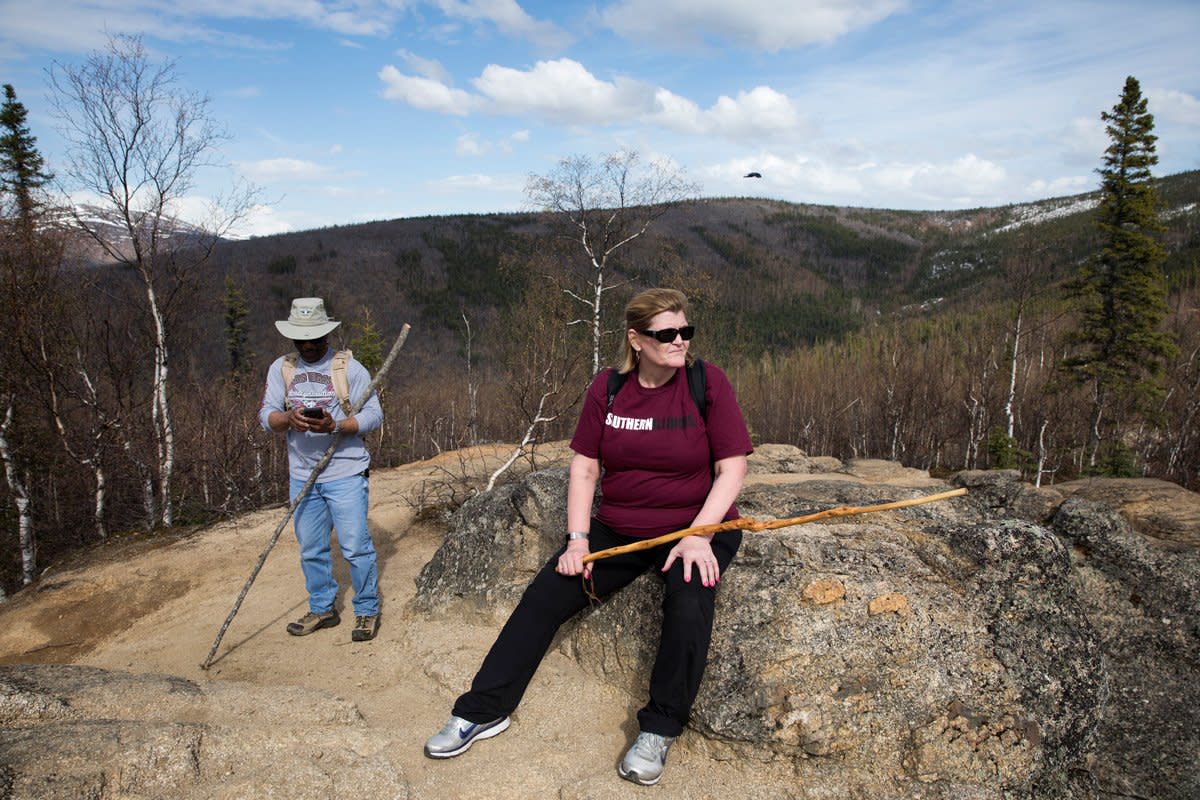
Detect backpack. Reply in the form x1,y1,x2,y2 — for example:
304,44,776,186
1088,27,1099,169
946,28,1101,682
281,349,354,416
606,359,708,422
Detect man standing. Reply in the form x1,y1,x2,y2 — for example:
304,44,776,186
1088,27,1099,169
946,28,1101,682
259,298,383,642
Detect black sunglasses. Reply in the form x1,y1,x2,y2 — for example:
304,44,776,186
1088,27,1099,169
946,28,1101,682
640,325,695,344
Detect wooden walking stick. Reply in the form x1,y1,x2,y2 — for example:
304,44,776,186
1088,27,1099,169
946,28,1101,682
582,486,967,565
201,324,411,670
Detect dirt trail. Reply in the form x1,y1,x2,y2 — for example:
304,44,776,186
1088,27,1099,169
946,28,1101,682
0,445,802,799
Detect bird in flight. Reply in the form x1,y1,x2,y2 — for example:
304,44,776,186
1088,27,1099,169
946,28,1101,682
744,172,762,178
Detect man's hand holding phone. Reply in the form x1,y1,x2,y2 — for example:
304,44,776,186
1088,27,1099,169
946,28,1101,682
288,405,333,433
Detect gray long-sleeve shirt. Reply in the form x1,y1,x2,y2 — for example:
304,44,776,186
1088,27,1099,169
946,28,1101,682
258,350,383,482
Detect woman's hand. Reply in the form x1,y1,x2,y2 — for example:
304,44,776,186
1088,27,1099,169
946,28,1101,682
663,535,720,587
556,539,593,579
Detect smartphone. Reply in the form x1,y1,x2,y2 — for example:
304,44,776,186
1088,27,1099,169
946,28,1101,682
300,407,325,419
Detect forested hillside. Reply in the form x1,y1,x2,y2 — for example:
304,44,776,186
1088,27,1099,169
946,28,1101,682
3,171,1198,595
203,170,1199,365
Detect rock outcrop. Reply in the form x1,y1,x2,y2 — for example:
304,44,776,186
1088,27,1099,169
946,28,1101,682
3,448,1194,800
415,462,1199,800
0,665,408,800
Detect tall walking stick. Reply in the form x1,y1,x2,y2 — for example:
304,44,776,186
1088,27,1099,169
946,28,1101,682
201,324,411,670
582,487,967,565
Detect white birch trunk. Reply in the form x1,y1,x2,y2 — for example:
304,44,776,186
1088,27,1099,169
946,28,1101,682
145,278,175,527
1035,419,1049,488
0,400,36,585
591,262,604,376
94,464,108,540
119,430,157,530
1088,380,1104,468
486,391,557,492
1004,310,1023,440
462,313,478,447
48,362,108,539
963,395,982,469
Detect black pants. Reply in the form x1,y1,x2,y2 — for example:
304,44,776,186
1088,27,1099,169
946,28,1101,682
453,520,741,737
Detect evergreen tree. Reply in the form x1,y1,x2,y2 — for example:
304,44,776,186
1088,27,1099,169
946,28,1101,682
0,84,56,589
349,307,384,377
1063,75,1178,469
222,277,253,379
0,84,52,226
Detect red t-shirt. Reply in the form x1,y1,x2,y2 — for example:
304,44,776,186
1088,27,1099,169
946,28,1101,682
569,362,753,538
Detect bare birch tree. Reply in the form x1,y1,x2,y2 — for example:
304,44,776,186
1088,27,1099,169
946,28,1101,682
50,34,257,527
996,238,1055,440
486,265,589,490
0,399,34,587
526,149,699,375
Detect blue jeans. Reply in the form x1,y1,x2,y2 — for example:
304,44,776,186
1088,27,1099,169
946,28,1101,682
290,474,380,617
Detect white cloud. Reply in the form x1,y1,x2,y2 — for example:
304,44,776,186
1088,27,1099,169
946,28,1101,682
750,155,864,196
194,0,397,37
396,49,452,83
938,153,1008,195
0,0,301,54
163,194,223,223
1,2,160,54
434,0,572,51
378,65,476,115
702,149,1018,209
453,128,530,157
872,154,1007,202
1057,116,1108,165
650,85,809,139
0,0,564,56
472,58,651,124
432,173,521,195
439,173,497,188
600,0,907,51
230,203,292,237
236,157,332,183
381,58,810,143
650,90,705,134
706,86,808,138
1026,175,1092,198
455,132,490,156
1149,87,1200,126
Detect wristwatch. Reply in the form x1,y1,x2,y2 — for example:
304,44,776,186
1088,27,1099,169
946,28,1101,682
333,419,342,435
566,531,589,542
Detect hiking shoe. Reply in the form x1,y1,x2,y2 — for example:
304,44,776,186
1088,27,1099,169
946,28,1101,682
424,715,510,759
286,609,340,636
351,614,380,642
618,731,676,786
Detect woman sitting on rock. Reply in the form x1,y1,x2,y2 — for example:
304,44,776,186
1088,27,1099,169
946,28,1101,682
424,287,753,785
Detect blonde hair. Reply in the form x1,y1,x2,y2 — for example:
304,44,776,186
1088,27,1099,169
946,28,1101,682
617,287,694,374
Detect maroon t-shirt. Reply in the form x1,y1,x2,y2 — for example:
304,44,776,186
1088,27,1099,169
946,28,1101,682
569,362,753,538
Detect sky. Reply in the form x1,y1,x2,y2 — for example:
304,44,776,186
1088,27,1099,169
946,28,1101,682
2,1,1198,237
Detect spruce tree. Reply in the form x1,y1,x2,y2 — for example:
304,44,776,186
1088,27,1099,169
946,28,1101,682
0,84,51,226
1063,75,1178,469
349,308,384,377
222,277,253,379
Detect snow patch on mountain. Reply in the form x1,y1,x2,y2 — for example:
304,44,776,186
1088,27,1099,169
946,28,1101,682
995,197,1099,233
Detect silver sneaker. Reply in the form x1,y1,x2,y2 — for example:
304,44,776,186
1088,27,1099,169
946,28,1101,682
618,731,676,785
424,714,510,758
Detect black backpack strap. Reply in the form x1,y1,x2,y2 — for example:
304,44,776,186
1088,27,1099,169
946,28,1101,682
608,363,707,421
686,359,708,422
606,368,628,410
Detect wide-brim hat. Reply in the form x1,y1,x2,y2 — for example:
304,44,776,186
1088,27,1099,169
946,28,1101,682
275,297,341,340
